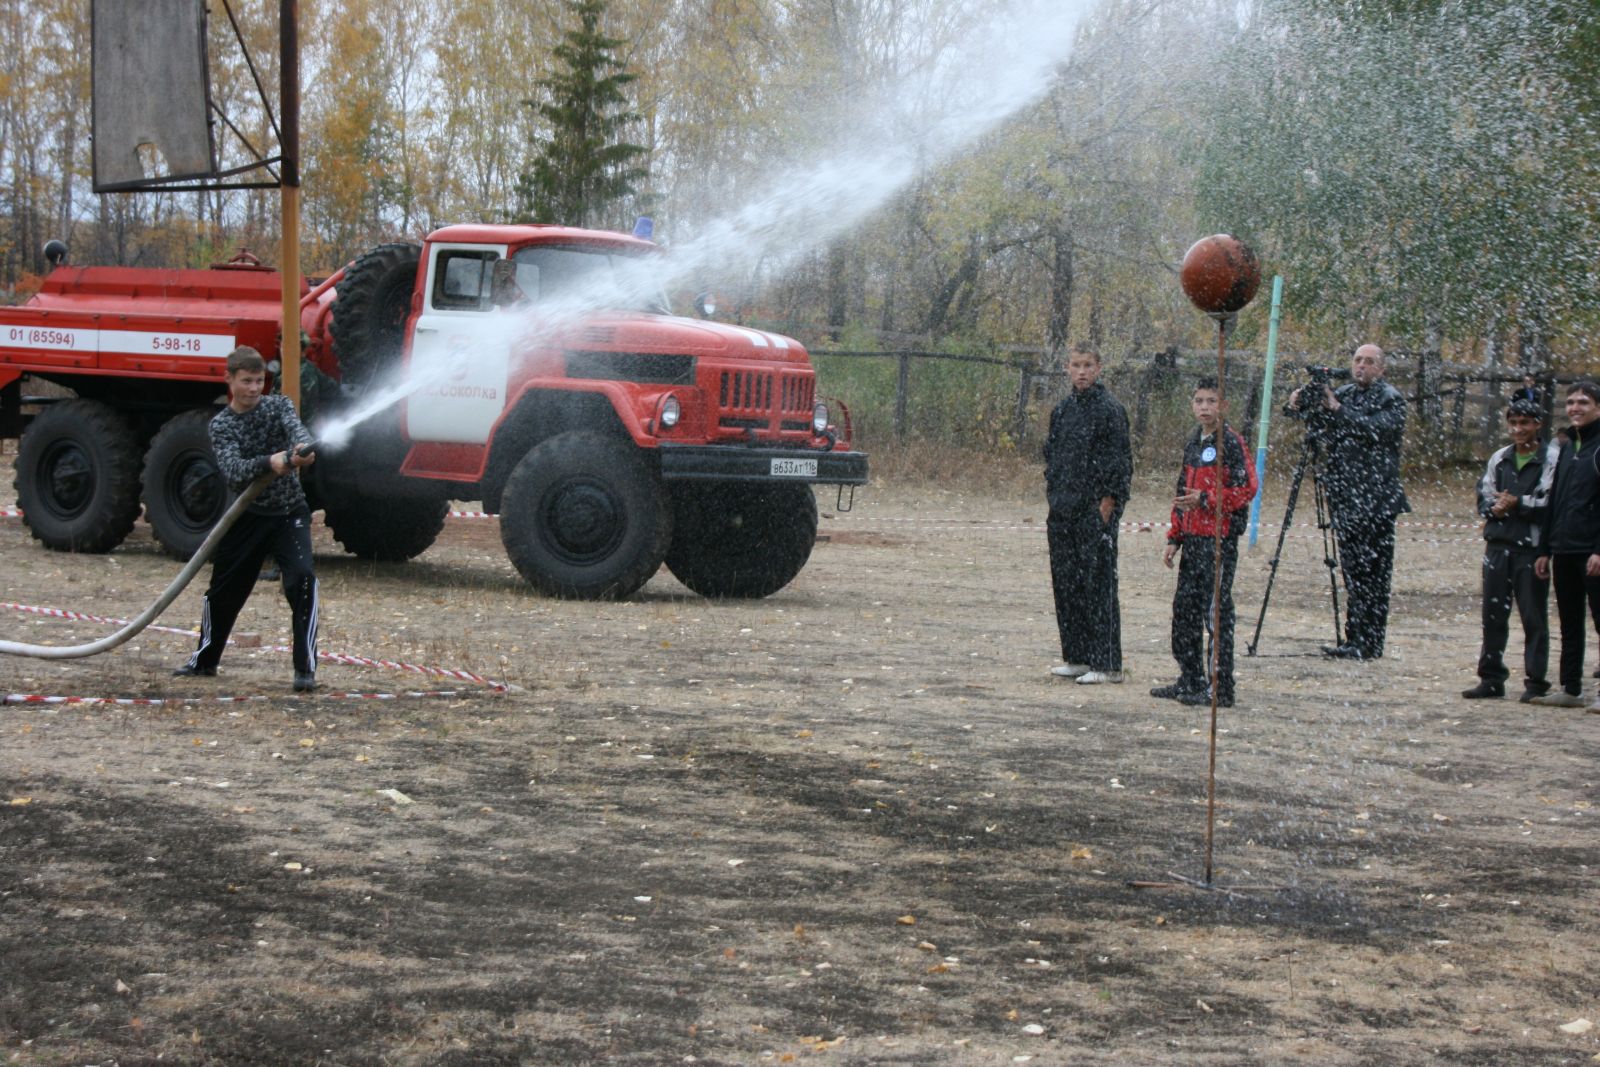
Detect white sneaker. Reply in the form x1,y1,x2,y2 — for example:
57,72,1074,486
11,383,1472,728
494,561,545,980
1051,663,1092,678
1529,690,1584,708
1076,670,1126,685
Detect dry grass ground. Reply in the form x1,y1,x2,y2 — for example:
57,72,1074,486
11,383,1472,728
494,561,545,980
1,458,1597,1066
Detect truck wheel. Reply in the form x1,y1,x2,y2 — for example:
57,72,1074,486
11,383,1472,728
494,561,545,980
323,492,450,561
14,399,143,553
142,409,228,560
665,483,818,598
329,242,421,389
500,431,671,600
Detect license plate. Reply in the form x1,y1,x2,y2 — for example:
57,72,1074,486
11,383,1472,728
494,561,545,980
770,457,818,478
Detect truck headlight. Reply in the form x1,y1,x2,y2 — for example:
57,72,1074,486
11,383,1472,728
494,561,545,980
660,395,681,428
812,402,829,434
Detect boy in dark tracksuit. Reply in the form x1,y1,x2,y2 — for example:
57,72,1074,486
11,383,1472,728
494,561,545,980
1152,379,1257,707
174,346,321,692
1043,346,1133,684
1531,381,1600,710
1463,401,1556,701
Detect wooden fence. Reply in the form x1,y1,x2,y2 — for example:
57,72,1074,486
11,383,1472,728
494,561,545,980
810,345,1586,462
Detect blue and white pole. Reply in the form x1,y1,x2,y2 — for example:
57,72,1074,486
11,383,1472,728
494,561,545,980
1247,276,1284,547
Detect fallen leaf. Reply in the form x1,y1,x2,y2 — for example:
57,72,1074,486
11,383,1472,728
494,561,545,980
8,797,33,806
1070,846,1093,860
795,729,813,738
283,862,303,871
1005,1009,1020,1021
1197,999,1214,1014
1559,1019,1593,1035
377,789,413,805
916,941,937,952
298,739,315,748
896,915,916,926
1022,1023,1045,1035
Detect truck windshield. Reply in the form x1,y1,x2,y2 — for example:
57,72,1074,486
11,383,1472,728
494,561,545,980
510,245,670,314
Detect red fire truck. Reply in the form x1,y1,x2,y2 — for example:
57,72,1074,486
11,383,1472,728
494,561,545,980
0,224,866,599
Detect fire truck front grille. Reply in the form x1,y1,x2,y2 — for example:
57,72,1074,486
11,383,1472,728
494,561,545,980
718,370,772,412
715,370,816,433
780,376,814,413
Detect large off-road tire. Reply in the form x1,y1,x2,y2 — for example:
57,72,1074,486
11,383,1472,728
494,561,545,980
329,242,422,389
500,431,671,600
141,409,228,561
323,491,450,562
665,482,818,598
14,399,143,553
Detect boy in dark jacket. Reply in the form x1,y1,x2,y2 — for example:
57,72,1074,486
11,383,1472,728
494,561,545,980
1043,345,1133,684
174,346,320,691
1530,381,1600,709
1464,401,1557,701
1152,379,1258,707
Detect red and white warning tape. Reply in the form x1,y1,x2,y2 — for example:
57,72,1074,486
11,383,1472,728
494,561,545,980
847,515,1484,532
2,600,511,700
3,689,467,706
2,601,198,638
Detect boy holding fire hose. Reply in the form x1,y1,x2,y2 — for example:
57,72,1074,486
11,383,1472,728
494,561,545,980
174,346,320,692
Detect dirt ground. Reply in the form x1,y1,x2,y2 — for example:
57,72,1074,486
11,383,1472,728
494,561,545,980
2,461,1597,1066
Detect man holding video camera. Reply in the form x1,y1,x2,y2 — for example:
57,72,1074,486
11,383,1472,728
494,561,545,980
1287,344,1411,660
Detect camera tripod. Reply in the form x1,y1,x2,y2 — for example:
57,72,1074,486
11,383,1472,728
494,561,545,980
1246,430,1344,655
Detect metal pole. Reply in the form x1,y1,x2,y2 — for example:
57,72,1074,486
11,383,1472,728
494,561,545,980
1247,276,1283,547
1204,315,1229,887
279,0,302,408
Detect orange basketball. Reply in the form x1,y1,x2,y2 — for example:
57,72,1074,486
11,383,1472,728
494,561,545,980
1180,234,1261,314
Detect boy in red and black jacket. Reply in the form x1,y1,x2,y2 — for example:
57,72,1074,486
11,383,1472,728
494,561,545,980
1152,378,1258,707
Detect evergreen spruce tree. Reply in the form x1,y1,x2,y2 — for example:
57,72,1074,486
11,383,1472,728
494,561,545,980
516,0,649,228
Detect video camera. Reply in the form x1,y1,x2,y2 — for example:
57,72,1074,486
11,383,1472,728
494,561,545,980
1290,365,1353,416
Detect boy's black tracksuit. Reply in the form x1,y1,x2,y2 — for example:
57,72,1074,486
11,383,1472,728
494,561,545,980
183,395,319,680
1540,425,1600,697
1474,440,1559,695
1044,382,1132,673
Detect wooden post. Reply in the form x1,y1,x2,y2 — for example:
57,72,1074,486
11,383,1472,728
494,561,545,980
1013,366,1033,444
894,353,910,441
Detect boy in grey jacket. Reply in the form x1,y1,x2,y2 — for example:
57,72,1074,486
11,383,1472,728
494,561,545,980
1464,400,1558,701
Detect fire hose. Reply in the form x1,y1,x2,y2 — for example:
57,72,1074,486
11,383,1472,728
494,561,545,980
0,459,284,660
